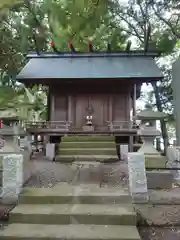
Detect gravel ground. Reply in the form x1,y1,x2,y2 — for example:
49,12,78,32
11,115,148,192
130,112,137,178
138,227,180,240
136,205,180,226
24,158,129,187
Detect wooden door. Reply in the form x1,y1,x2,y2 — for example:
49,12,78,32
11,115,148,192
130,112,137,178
90,96,105,129
74,95,88,129
73,94,108,130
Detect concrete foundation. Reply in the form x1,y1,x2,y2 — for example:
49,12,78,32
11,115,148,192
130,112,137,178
146,170,173,189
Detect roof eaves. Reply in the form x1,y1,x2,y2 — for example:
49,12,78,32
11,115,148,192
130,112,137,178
26,50,162,59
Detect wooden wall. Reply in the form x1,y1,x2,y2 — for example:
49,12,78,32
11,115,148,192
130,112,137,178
50,84,132,129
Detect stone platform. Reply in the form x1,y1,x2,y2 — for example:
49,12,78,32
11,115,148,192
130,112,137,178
146,171,173,189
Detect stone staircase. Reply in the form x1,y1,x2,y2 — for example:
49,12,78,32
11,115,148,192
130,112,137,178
0,183,141,240
56,136,118,162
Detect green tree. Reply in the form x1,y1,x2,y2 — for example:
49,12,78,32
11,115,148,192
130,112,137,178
0,0,23,10
43,0,127,51
0,0,128,120
110,0,179,151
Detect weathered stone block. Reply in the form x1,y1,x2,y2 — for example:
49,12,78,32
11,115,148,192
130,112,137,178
145,155,167,168
146,170,173,189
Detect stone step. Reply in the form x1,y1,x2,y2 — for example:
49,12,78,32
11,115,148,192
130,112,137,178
19,184,131,204
0,224,141,240
60,142,116,148
55,155,118,163
59,148,117,155
62,136,115,142
10,204,136,225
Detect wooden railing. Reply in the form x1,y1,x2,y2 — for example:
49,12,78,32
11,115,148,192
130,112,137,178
25,120,137,132
107,121,137,131
25,121,72,131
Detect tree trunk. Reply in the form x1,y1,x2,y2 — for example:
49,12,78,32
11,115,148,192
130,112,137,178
151,82,169,155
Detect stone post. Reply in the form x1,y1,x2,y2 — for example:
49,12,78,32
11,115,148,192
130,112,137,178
128,152,148,202
120,144,128,162
2,154,23,203
46,143,55,160
167,146,180,180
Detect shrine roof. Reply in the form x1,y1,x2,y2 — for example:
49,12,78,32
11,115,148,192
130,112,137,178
17,51,163,81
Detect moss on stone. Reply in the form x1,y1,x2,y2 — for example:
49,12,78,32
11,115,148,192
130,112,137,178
145,155,167,168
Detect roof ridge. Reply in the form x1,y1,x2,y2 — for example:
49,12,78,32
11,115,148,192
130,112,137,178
26,51,161,59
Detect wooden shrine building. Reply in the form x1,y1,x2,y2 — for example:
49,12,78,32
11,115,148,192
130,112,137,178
17,48,163,153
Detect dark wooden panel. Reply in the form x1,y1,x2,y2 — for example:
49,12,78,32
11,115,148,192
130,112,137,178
54,95,68,121
74,95,88,128
51,91,131,129
112,94,126,121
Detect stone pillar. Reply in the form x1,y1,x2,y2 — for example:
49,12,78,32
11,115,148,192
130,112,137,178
46,143,55,161
0,136,23,203
2,154,23,203
167,146,180,180
172,59,180,145
128,152,148,202
0,122,27,203
120,144,128,161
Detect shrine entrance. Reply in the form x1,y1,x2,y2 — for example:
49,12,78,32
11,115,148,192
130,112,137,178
73,94,108,131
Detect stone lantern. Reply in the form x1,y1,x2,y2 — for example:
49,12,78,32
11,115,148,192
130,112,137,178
0,108,25,152
0,108,26,203
134,109,173,189
136,109,167,168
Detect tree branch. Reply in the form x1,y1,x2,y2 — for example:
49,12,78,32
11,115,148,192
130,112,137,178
136,0,148,36
32,33,40,55
152,4,180,39
117,13,144,43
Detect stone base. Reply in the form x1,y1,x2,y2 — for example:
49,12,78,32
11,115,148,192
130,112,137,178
146,170,173,189
83,126,94,132
131,193,149,203
145,154,167,168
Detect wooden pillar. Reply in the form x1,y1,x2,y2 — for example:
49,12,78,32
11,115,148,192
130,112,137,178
133,84,137,119
47,88,51,121
51,94,55,121
128,93,132,128
109,96,113,122
68,96,72,122
129,135,133,152
128,84,137,152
